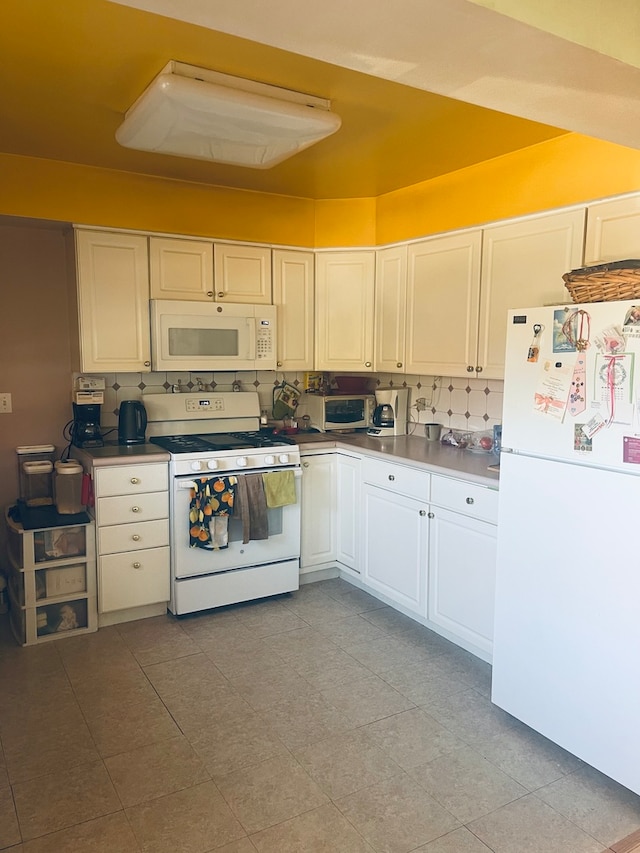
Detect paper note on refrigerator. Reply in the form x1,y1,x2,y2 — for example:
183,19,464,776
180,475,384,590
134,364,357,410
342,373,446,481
533,359,573,421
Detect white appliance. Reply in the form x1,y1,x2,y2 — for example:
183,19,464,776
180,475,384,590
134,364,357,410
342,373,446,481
295,394,375,432
150,300,277,371
144,392,300,616
492,298,640,796
367,388,409,437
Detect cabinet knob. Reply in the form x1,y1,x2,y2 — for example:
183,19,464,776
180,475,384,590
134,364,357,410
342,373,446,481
428,511,435,519
131,506,140,513
303,461,310,468
465,496,475,504
277,361,283,367
388,474,395,481
132,534,141,541
419,509,426,516
207,291,214,297
144,361,151,367
396,362,403,368
475,366,483,373
467,365,474,373
218,291,225,298
132,561,142,569
130,477,140,484
365,361,372,368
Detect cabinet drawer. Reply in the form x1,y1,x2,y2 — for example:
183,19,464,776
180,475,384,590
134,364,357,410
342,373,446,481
98,519,169,555
97,491,169,526
430,476,498,523
362,457,429,501
95,463,168,497
98,547,170,612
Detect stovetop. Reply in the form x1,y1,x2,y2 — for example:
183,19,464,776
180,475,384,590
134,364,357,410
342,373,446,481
150,431,296,455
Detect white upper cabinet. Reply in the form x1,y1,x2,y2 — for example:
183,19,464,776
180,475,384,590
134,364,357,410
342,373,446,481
74,229,151,373
374,245,408,373
478,209,585,379
272,249,314,371
149,236,214,301
405,230,482,377
214,243,272,304
315,250,375,372
584,195,640,265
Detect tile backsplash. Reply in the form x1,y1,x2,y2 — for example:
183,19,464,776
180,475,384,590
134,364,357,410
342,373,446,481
81,371,503,434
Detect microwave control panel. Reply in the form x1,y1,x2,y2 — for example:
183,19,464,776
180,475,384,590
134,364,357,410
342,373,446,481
256,319,274,361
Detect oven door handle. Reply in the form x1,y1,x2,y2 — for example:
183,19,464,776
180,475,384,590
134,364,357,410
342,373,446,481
176,468,302,490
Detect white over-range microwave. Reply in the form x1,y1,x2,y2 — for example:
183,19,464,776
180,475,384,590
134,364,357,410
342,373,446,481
150,300,277,371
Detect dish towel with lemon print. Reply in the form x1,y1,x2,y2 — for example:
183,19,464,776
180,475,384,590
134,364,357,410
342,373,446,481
189,476,238,550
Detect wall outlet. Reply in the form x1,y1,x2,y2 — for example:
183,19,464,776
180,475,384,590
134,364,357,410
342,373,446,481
0,393,12,413
415,397,427,411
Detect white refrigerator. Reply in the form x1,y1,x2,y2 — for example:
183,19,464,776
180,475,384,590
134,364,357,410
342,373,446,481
492,298,640,796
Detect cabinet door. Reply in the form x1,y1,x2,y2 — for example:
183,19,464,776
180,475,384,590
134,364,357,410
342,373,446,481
428,506,496,657
149,237,214,301
99,547,170,612
214,243,272,304
405,231,482,377
584,195,640,264
300,454,336,572
315,251,375,372
336,453,361,574
375,246,407,373
75,230,151,372
273,249,314,371
478,209,585,379
362,483,427,617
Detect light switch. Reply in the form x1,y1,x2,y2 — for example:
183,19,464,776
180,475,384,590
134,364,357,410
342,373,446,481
0,393,12,413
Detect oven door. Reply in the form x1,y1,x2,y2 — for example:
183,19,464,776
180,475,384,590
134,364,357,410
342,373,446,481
171,468,301,579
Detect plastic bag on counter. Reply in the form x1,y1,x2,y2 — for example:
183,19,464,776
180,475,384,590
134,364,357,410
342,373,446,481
440,429,471,448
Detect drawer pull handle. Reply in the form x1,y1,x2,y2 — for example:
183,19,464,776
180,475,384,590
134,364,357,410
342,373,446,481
130,477,140,484
466,497,475,505
132,534,141,541
419,509,426,516
131,506,140,513
388,474,395,481
132,562,142,569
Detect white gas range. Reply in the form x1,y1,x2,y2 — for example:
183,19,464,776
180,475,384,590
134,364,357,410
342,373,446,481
144,392,301,616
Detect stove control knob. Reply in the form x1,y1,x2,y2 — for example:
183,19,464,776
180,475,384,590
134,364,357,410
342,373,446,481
190,461,202,472
207,459,219,470
264,455,276,465
278,454,290,464
236,457,248,467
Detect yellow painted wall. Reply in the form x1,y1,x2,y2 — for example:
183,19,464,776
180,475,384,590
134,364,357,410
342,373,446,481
0,154,316,247
314,198,377,248
376,135,640,245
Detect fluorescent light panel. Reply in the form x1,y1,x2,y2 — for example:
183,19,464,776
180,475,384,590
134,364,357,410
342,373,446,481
116,61,342,168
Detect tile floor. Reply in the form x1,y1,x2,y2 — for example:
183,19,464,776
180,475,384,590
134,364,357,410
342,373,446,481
1,578,640,852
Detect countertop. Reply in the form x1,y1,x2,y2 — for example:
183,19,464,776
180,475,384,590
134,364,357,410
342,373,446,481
71,442,170,467
287,432,500,488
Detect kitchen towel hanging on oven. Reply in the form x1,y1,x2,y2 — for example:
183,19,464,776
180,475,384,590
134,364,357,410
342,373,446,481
189,476,238,550
262,470,297,508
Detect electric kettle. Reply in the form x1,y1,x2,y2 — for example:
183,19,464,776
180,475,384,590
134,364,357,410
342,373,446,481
118,400,147,445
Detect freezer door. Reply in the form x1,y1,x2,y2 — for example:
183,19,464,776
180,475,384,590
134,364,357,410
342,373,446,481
501,299,640,473
492,452,640,796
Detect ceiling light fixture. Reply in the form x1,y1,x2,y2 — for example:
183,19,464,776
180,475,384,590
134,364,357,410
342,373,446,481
116,61,342,169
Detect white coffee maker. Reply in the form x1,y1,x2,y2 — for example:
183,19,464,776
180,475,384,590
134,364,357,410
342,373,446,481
367,388,409,437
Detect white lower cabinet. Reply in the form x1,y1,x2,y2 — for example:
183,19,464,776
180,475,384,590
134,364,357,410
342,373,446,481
335,452,361,576
300,452,336,573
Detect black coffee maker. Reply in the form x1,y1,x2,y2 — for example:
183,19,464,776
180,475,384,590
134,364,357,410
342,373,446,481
71,402,104,448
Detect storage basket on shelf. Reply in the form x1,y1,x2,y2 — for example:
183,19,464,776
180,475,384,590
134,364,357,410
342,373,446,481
562,259,640,303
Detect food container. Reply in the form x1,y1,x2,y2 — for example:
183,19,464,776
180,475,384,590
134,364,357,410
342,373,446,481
17,445,56,507
467,431,494,453
54,461,84,514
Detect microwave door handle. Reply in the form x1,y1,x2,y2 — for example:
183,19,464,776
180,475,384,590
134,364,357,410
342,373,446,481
245,318,256,360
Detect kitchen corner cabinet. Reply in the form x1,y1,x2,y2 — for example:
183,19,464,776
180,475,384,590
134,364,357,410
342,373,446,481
428,477,498,658
405,230,483,378
273,249,315,371
315,251,375,372
300,452,336,573
361,458,429,617
584,194,640,265
375,245,408,373
214,243,272,304
93,462,170,623
73,229,152,372
478,209,585,378
149,236,214,300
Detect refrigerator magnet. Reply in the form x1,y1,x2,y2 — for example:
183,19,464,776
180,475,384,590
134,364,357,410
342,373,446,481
527,324,543,362
573,424,593,452
623,436,640,464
